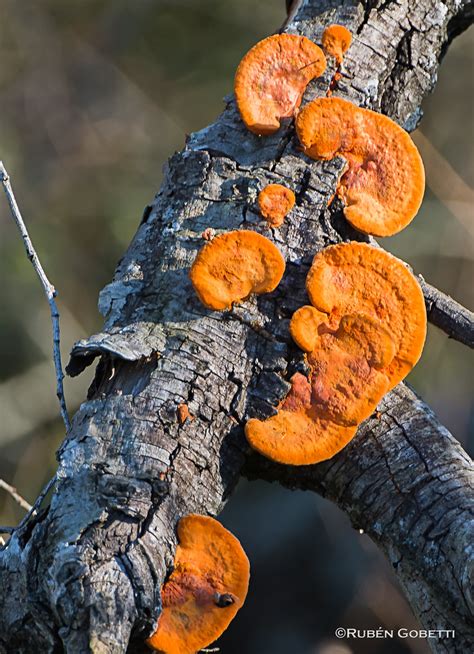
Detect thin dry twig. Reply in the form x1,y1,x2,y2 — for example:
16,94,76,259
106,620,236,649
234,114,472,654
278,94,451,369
419,278,474,349
15,475,57,532
0,161,70,432
0,479,32,512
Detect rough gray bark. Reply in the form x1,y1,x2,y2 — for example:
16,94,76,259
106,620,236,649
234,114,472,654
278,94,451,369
1,1,473,653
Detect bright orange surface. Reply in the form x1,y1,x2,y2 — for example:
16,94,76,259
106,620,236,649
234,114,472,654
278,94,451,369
235,34,326,135
147,515,250,654
296,97,425,236
258,183,296,227
190,230,285,310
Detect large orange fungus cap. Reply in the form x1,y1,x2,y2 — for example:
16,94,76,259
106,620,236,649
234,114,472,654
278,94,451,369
305,242,426,385
235,34,327,135
190,230,285,310
258,183,296,227
147,514,250,654
245,243,426,465
296,97,425,236
322,24,352,65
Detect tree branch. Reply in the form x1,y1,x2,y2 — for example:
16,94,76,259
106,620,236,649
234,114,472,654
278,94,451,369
0,2,473,653
0,162,71,433
419,278,474,348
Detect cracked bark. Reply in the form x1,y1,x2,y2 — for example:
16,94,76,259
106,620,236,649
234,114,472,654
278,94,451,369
1,1,473,653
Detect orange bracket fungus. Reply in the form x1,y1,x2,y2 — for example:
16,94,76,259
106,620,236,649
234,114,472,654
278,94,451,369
245,242,426,465
322,24,352,65
190,230,285,310
234,34,326,135
296,97,425,236
258,183,296,227
147,514,250,654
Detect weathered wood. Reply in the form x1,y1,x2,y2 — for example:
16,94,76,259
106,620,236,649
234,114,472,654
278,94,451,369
1,2,473,653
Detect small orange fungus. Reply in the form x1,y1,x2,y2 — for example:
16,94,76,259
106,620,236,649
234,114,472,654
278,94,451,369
245,243,426,465
322,24,352,65
296,97,425,236
177,403,193,425
147,514,250,654
234,34,327,135
258,184,296,227
190,230,285,310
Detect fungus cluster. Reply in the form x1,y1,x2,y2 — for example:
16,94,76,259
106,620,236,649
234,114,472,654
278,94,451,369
258,183,296,227
147,515,250,654
155,20,431,650
296,97,425,236
190,230,285,310
245,243,427,465
234,34,326,135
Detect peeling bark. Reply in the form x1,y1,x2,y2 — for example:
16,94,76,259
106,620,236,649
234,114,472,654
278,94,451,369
1,1,473,653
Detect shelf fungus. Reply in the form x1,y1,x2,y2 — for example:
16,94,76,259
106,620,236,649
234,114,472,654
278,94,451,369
296,97,425,236
322,24,352,65
235,34,326,135
190,230,285,310
147,514,250,654
258,183,296,227
245,242,426,465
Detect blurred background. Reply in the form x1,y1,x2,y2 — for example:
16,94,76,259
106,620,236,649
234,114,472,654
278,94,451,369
0,1,472,652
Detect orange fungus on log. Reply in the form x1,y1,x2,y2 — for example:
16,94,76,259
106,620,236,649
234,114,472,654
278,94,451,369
245,242,426,465
322,24,352,65
258,183,296,227
146,515,250,654
234,34,326,135
296,97,425,236
189,230,285,311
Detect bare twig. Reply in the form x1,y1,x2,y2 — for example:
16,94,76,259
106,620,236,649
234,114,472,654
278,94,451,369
0,479,32,512
15,475,57,532
0,526,15,535
0,162,70,431
420,278,474,348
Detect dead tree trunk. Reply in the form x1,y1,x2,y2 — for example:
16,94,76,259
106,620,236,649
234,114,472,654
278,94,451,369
1,1,473,653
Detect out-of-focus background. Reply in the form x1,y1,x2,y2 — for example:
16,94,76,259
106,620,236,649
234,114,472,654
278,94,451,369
0,1,472,652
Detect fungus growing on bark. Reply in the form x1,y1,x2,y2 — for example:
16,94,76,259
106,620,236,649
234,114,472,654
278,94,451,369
296,97,425,236
234,34,326,135
147,514,250,654
305,242,427,385
190,230,285,310
258,183,296,227
322,24,352,65
245,242,426,465
177,403,193,425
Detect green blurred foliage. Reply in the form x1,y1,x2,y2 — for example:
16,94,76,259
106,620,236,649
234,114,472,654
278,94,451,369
0,2,472,652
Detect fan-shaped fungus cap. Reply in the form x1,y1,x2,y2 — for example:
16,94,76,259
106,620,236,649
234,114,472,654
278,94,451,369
235,34,327,135
306,242,426,385
246,371,358,465
296,97,425,236
245,243,426,465
147,514,250,654
258,183,296,227
190,230,285,310
322,24,352,65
